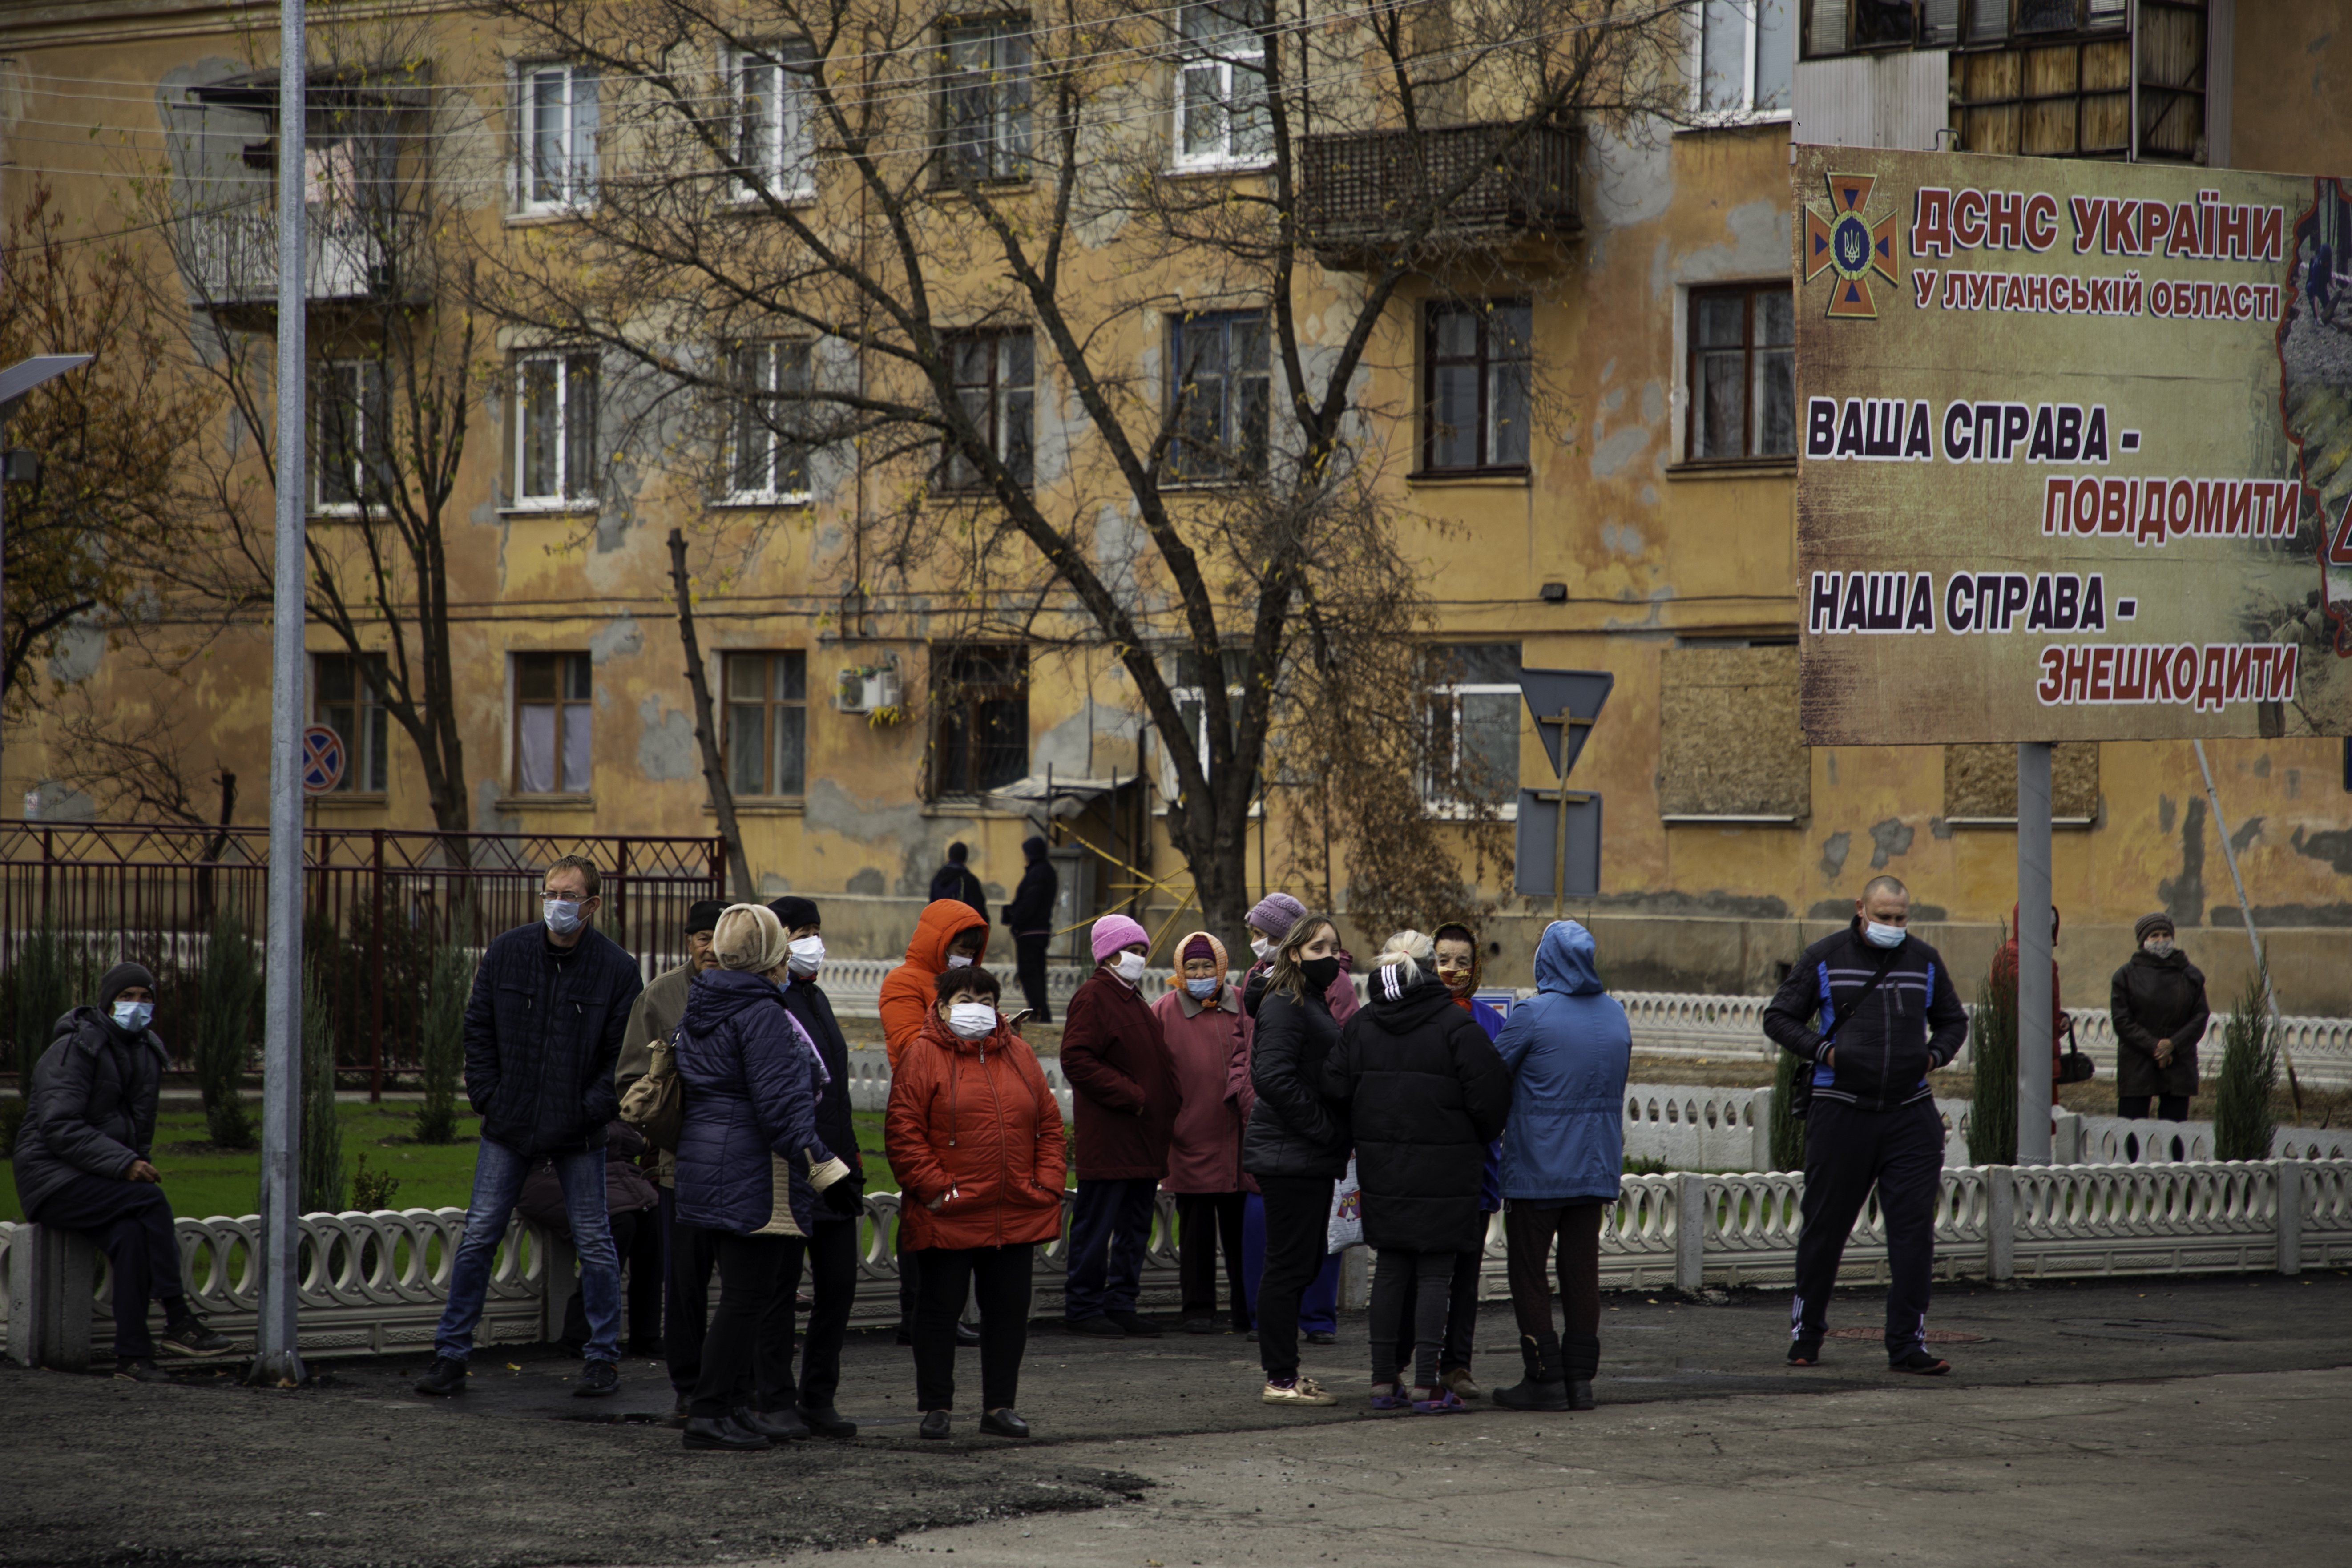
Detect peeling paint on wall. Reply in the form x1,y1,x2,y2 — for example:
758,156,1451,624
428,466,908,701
636,696,698,782
46,620,105,684
1868,817,1915,868
2159,797,2207,927
589,615,644,665
1818,830,1851,880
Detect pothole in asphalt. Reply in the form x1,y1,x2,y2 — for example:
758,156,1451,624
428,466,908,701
2052,1318,2230,1342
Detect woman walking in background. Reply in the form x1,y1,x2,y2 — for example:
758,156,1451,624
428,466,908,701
886,965,1068,1440
1153,931,1253,1334
673,904,859,1451
1243,909,1354,1406
2111,913,2209,1122
1323,931,1509,1416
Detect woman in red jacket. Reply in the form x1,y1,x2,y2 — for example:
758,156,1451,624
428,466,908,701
885,966,1068,1440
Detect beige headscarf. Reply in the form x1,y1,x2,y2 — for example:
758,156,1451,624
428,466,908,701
713,903,790,974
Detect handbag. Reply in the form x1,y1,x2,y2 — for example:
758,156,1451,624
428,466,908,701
618,1031,686,1153
2056,1016,2096,1084
1325,1156,1363,1254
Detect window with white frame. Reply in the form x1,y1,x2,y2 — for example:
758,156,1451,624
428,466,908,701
513,651,592,794
1174,0,1271,168
313,360,390,511
313,652,389,794
1424,643,1521,811
941,20,1032,182
729,341,814,502
1169,310,1269,481
514,351,600,505
1692,0,1793,120
736,44,816,200
1160,649,1251,798
944,331,1035,490
520,63,598,208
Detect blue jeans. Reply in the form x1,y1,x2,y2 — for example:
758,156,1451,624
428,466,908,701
433,1138,621,1364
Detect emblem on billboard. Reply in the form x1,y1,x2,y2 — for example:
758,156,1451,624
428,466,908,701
1805,172,1901,318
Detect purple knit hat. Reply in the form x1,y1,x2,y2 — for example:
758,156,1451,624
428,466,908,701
1091,913,1150,963
1246,892,1307,942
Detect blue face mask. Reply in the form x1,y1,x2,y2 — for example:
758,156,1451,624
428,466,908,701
1863,919,1908,949
112,999,154,1034
1185,977,1218,999
543,896,585,937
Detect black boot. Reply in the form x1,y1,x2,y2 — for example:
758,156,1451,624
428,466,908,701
1493,1333,1569,1412
1563,1334,1599,1411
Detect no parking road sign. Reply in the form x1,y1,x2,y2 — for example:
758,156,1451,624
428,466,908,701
300,725,345,794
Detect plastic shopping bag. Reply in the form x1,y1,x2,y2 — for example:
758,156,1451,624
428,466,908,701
1326,1156,1363,1254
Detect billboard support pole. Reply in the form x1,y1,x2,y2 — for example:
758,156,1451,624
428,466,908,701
2017,742,2054,1166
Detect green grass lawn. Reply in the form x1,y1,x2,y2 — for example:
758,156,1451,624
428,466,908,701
2,1104,1073,1223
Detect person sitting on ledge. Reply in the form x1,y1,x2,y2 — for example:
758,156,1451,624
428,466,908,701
10,961,234,1380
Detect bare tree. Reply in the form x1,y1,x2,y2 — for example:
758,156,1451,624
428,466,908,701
138,26,493,837
469,0,1690,933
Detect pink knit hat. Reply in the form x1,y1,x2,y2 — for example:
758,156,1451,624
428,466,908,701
1091,913,1150,963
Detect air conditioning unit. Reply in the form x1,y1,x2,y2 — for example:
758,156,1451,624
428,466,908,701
835,663,901,715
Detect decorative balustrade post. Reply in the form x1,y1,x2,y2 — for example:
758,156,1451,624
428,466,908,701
1988,1165,2016,1282
1674,1172,1706,1293
2275,1160,2302,1277
1750,1088,1774,1173
2051,1112,2082,1165
1339,1244,1371,1313
11,1224,96,1371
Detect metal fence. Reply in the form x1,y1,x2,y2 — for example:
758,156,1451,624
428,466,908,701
0,820,724,1095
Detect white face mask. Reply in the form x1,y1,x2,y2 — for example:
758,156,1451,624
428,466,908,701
788,935,825,976
1249,937,1274,961
1862,919,1908,949
112,1000,154,1034
1113,950,1149,985
947,1002,997,1040
543,896,585,936
945,953,975,970
2143,937,2175,959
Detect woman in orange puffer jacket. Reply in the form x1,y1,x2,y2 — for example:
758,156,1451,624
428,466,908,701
885,965,1068,1440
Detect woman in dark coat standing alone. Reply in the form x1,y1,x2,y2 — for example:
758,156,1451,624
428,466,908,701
2110,912,2209,1122
1323,931,1510,1415
1242,908,1351,1406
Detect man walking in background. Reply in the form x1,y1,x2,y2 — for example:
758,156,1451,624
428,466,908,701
1002,836,1059,1023
1763,875,1968,1376
417,855,644,1400
617,897,726,1418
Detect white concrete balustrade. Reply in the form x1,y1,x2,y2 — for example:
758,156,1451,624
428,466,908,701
5,1158,2344,1365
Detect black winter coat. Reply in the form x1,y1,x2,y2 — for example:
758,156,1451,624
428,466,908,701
2110,949,2208,1098
464,923,645,1157
1002,859,1058,934
781,973,866,1213
1763,920,1969,1113
1242,972,1351,1180
1322,980,1509,1253
11,1008,169,1220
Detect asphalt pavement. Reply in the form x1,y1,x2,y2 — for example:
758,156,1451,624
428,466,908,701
2,1271,2345,1566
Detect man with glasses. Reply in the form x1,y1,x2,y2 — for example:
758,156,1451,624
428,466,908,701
416,855,645,1399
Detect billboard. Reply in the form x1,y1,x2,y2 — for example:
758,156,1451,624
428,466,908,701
1793,146,2352,746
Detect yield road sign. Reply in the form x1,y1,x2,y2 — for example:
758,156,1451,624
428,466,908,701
300,725,346,794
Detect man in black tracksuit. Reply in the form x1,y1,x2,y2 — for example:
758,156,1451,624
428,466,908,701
1764,874,1968,1375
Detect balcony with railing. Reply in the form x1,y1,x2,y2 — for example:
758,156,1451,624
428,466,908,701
1298,120,1580,268
185,199,421,313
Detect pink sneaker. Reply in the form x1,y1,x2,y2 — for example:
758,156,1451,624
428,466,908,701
1411,1388,1468,1415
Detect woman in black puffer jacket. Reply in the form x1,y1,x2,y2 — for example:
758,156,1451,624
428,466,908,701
1242,909,1350,1407
1324,930,1510,1415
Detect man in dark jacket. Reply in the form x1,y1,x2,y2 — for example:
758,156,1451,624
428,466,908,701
2110,912,2208,1121
11,961,233,1380
1001,837,1058,1022
769,895,866,1437
1059,914,1182,1338
928,842,987,917
1764,875,1969,1375
416,855,645,1399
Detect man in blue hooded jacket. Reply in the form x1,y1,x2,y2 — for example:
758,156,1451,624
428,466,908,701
1489,921,1630,1412
1763,875,1968,1375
